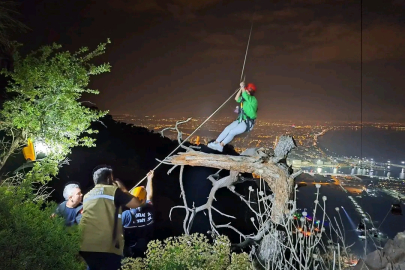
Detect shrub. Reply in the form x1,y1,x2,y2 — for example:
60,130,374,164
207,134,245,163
0,186,85,270
121,233,252,270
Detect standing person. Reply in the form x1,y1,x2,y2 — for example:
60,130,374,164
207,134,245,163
52,183,83,226
122,170,155,258
208,81,258,152
79,165,146,270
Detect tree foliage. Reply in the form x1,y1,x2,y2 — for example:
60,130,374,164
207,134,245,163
0,39,112,269
0,40,110,182
0,186,85,270
121,233,252,270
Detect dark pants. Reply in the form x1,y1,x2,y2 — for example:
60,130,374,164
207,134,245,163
80,251,122,270
124,238,148,258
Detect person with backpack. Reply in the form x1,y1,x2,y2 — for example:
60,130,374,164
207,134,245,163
208,81,258,152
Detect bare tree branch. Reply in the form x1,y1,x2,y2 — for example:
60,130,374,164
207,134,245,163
165,138,296,224
161,120,351,269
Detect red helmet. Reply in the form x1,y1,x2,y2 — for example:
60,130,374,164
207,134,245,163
245,83,257,93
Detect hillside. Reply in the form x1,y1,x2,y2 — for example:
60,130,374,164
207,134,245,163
51,114,258,243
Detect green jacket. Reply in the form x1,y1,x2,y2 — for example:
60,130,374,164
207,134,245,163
237,91,258,121
80,184,124,256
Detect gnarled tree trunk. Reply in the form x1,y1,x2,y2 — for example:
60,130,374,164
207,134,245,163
166,135,299,224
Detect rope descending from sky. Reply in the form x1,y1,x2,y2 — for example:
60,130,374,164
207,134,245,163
240,16,254,82
129,13,255,193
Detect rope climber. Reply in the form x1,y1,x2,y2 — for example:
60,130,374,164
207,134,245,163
129,13,256,193
205,18,258,153
207,81,258,152
129,85,243,192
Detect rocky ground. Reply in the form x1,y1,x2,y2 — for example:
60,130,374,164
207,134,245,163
354,230,405,270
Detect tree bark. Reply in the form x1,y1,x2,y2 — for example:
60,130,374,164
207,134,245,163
166,136,297,224
0,135,23,173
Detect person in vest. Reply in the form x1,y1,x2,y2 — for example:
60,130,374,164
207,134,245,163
52,183,83,226
208,81,258,152
79,165,146,270
122,170,154,258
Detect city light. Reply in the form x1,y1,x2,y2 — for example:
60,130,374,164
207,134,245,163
114,115,405,181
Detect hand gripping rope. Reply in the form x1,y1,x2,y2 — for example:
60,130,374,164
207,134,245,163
129,16,255,193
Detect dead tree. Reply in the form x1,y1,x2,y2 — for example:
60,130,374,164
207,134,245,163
157,119,357,270
159,120,350,270
166,135,300,224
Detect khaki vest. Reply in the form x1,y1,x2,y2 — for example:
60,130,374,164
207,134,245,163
80,184,124,255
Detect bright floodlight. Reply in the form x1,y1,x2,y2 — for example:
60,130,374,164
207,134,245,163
34,141,51,155
317,167,322,173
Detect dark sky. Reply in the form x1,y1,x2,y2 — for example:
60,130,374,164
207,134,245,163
13,0,405,122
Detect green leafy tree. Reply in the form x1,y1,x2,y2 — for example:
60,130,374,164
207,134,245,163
0,186,85,270
121,233,252,270
0,39,111,269
0,40,110,183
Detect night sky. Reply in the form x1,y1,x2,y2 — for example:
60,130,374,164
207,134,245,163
13,0,405,122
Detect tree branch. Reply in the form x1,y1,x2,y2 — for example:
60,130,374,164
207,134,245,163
0,132,24,174
166,136,296,224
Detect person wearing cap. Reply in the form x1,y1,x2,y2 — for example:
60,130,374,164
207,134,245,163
79,165,146,270
208,81,258,152
52,183,84,226
122,170,154,258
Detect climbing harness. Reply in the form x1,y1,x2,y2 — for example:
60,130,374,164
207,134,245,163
237,96,256,133
129,12,255,193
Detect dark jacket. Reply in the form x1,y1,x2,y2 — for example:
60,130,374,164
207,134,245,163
55,201,83,227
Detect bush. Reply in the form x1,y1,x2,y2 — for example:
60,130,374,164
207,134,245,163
0,186,85,270
121,233,252,270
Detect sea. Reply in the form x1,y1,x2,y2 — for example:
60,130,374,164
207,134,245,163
296,127,405,258
318,127,405,177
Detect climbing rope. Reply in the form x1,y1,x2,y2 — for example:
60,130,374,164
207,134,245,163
130,86,242,191
377,208,390,230
129,20,255,193
240,17,254,82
